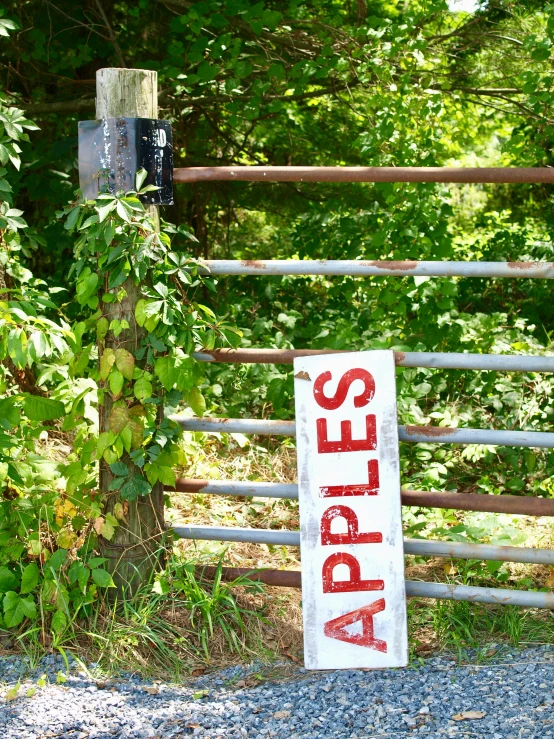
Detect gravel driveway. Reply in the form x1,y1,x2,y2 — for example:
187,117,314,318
2,645,554,738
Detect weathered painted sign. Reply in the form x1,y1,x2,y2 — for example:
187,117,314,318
78,118,173,204
294,350,408,670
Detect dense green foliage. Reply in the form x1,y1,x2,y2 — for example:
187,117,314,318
1,0,554,643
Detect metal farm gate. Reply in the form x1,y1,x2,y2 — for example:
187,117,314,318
170,165,554,609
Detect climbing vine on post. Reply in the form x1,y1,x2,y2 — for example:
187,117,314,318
60,171,235,592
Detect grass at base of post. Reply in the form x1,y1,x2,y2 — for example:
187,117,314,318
0,549,295,681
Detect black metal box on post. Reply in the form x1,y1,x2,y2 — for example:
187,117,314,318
78,117,173,204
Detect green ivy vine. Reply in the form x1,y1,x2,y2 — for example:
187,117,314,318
59,170,240,543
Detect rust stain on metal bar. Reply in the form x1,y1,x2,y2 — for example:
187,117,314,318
174,478,210,493
197,348,405,365
404,425,457,437
364,260,418,271
173,166,554,185
507,261,554,270
200,565,302,588
240,260,267,269
200,348,345,364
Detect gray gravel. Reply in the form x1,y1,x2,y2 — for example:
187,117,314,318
2,646,554,738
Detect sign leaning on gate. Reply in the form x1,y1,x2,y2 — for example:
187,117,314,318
294,350,408,670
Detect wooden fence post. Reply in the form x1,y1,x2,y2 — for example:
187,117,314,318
96,68,165,595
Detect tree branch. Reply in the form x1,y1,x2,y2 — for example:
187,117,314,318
22,98,97,115
22,80,357,115
93,0,127,68
439,87,523,97
43,1,113,41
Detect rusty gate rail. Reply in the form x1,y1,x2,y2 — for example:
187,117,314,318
173,478,554,517
174,166,554,184
192,348,554,372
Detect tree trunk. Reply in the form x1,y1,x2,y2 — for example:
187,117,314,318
96,68,165,595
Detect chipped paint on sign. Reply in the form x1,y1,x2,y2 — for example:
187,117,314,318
294,350,408,670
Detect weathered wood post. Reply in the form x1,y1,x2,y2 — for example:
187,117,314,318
96,68,165,595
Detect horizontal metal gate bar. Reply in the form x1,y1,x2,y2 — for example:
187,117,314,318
173,524,554,566
174,525,300,547
173,478,554,517
200,260,554,278
175,479,299,499
174,166,554,185
200,566,554,609
193,348,554,373
172,416,554,448
173,416,295,436
406,581,554,608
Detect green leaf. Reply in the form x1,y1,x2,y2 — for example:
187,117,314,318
77,566,90,593
116,199,132,222
152,578,170,595
91,568,116,588
23,396,65,422
56,529,77,549
135,299,148,327
120,474,151,500
0,566,18,594
47,549,68,572
96,431,112,459
20,563,39,594
0,398,21,429
156,465,176,487
76,272,99,306
110,318,129,338
109,461,128,476
97,199,116,223
4,683,20,702
51,610,67,635
532,47,551,61
100,348,116,380
28,331,49,361
99,520,115,540
120,425,133,452
96,317,109,342
115,348,135,380
134,376,153,401
88,557,108,568
197,61,219,81
188,387,206,417
109,405,129,433
135,168,148,190
64,206,81,232
154,356,177,391
3,591,37,627
79,214,99,230
109,369,125,396
105,513,119,528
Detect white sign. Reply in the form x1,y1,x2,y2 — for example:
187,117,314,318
294,350,408,670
